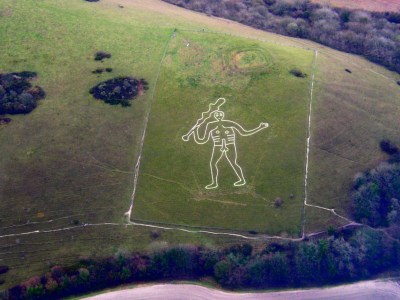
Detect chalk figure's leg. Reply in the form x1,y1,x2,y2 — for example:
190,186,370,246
206,146,224,189
225,144,246,186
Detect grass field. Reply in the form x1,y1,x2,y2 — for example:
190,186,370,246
306,49,400,231
131,31,314,235
0,0,171,228
0,0,399,290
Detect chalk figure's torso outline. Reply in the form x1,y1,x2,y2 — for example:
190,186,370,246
181,99,269,189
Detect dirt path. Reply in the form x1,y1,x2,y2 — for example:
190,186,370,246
84,280,400,300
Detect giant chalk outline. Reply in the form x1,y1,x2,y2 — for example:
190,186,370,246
182,98,269,189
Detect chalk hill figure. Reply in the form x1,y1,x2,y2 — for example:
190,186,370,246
182,98,269,189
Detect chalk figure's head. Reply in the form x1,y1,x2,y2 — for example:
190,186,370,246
214,110,224,121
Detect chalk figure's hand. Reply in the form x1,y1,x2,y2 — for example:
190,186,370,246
182,129,195,141
259,122,269,129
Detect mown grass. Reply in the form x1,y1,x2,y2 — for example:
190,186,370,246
0,0,400,291
306,50,400,231
131,31,314,235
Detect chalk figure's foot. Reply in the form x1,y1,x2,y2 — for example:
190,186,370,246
205,183,218,189
234,179,246,187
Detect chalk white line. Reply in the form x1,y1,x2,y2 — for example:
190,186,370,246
300,50,362,234
0,218,366,242
0,221,293,241
301,49,318,238
125,30,176,220
182,99,268,189
0,214,85,231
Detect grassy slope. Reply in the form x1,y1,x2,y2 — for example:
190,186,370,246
306,49,400,231
0,0,399,289
0,0,169,228
132,31,314,235
0,0,171,288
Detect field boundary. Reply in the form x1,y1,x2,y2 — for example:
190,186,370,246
128,49,360,240
124,29,176,220
301,50,361,234
125,28,363,239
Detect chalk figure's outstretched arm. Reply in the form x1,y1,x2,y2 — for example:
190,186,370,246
226,121,269,136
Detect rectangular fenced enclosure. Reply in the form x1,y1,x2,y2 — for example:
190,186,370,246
131,31,314,236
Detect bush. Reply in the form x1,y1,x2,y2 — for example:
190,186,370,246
274,197,283,207
7,285,24,300
149,245,200,279
92,68,112,74
0,117,12,124
352,149,400,227
289,69,307,78
50,265,65,279
0,72,45,115
92,68,104,74
89,77,148,106
225,244,252,257
0,266,9,274
150,230,160,239
380,139,399,155
94,51,111,61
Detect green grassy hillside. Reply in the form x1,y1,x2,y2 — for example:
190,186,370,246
132,31,314,235
0,0,399,289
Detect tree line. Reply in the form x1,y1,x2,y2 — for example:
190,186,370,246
163,0,400,74
352,140,400,227
3,226,400,299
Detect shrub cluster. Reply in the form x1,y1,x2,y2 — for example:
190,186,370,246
0,72,45,115
163,0,400,74
0,266,9,275
380,139,399,156
0,266,8,289
0,117,11,125
352,140,400,227
289,69,307,78
94,51,111,61
92,68,113,74
5,227,399,299
89,77,148,106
